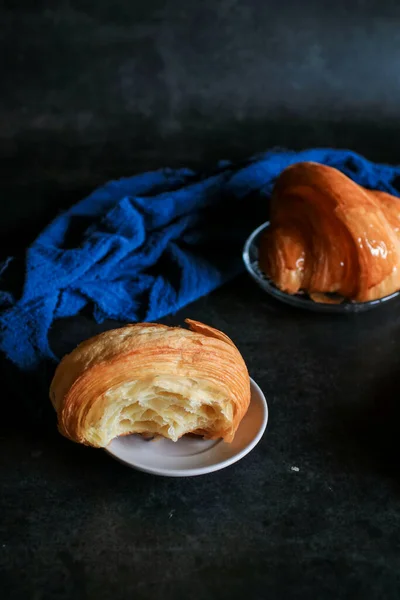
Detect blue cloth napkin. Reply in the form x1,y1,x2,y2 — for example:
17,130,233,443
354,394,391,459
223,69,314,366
1,148,400,371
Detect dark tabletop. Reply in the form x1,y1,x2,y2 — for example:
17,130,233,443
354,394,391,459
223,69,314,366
3,1,400,598
2,276,400,600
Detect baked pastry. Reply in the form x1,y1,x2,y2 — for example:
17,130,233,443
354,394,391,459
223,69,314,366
259,161,400,303
49,320,250,448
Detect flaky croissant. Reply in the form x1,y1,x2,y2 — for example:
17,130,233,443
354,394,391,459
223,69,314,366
259,162,400,303
49,320,250,448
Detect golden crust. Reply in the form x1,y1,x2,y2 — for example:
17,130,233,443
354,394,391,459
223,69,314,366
49,320,250,448
259,162,400,302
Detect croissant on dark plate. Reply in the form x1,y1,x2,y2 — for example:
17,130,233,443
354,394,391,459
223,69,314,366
259,162,400,303
49,320,250,448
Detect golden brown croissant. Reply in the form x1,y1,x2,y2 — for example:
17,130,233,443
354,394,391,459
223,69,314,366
49,320,250,448
259,162,400,302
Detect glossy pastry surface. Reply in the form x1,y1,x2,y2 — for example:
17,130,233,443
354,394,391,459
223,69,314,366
259,162,400,302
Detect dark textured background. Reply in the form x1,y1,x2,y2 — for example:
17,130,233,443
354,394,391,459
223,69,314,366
2,2,400,599
3,0,400,250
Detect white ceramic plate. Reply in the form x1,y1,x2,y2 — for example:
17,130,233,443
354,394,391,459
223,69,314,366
105,377,268,477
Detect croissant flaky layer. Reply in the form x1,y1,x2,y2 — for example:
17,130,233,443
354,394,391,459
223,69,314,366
259,162,400,302
49,320,251,448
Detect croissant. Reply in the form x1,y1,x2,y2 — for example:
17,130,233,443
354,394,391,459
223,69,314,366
49,319,250,448
259,161,400,303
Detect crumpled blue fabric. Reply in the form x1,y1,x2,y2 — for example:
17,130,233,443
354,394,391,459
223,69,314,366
1,148,400,370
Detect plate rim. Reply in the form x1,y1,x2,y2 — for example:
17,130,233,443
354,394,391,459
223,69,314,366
105,377,268,477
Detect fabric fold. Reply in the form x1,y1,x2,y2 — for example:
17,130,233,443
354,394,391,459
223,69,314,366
1,148,399,370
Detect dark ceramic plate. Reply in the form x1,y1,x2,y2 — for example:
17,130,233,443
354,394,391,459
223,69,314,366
243,221,400,313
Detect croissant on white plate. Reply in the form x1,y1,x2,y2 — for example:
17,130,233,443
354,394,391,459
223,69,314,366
259,161,400,303
49,319,251,448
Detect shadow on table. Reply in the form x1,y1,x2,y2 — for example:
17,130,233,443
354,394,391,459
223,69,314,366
0,352,56,440
322,369,400,483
